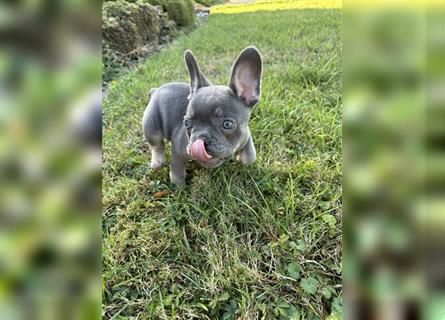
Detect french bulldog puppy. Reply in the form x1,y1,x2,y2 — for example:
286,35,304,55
142,46,263,185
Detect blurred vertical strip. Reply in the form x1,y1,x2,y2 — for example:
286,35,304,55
343,1,444,319
424,3,445,319
0,0,102,319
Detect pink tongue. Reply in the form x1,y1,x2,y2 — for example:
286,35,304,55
190,139,213,162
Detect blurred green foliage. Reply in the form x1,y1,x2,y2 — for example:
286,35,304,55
343,3,445,319
194,0,227,6
0,0,102,319
103,0,196,27
105,0,226,6
102,0,160,53
161,0,196,27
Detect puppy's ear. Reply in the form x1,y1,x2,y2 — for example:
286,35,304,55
184,50,212,98
229,46,263,108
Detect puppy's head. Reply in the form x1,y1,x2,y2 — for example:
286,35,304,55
183,46,263,167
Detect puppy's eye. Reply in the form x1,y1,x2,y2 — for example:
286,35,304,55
183,119,192,129
222,120,235,130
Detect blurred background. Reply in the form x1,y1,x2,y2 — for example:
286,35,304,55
1,0,444,319
0,0,101,319
343,1,445,319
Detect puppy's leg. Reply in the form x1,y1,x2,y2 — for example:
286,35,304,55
169,152,187,186
148,137,165,170
237,135,256,165
168,130,189,186
142,106,165,170
170,133,191,186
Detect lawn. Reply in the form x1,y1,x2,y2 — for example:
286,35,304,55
103,7,342,320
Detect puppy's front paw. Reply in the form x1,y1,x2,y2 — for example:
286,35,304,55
237,137,256,166
150,159,164,170
169,170,186,186
150,151,165,170
237,152,256,166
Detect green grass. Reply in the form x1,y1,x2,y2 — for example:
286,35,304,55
103,8,342,320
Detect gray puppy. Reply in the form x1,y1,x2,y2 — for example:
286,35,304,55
142,46,263,185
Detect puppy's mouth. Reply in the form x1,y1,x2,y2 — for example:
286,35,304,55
189,139,227,166
190,139,213,161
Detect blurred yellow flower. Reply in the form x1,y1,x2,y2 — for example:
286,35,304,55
212,0,342,14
